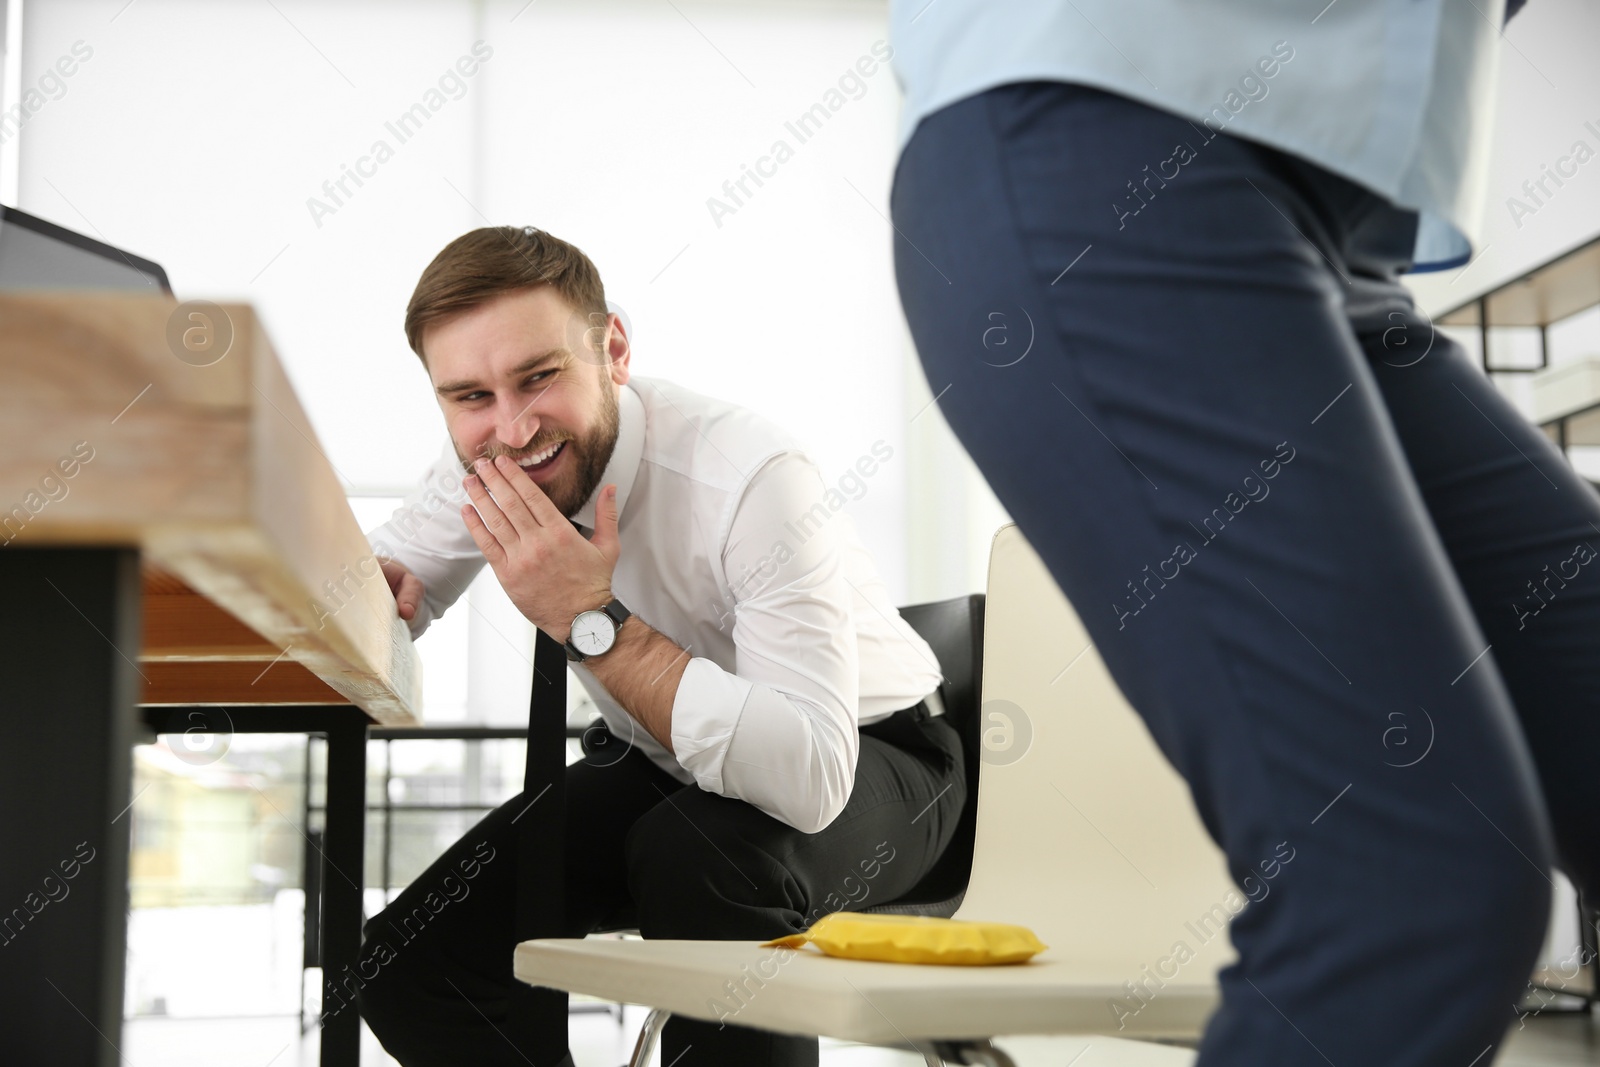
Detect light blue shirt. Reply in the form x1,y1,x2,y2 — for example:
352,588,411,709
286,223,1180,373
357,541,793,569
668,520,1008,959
888,0,1506,271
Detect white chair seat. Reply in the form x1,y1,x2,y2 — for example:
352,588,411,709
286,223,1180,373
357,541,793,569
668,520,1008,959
516,937,1217,1044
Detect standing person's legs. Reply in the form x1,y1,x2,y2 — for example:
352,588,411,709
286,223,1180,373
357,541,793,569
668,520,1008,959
891,82,1555,1064
1356,266,1600,899
357,743,682,1067
627,709,966,1067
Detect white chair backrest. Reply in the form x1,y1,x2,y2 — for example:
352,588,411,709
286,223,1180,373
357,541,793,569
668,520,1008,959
954,524,1238,980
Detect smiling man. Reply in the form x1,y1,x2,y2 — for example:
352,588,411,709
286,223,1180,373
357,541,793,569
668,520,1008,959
354,226,965,1067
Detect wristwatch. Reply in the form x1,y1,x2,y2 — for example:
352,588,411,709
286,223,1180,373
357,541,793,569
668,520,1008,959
564,597,632,662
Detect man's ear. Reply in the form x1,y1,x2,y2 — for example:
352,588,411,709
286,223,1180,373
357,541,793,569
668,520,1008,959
606,312,632,384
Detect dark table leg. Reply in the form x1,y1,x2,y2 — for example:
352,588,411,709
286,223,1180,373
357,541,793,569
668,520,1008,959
319,708,369,1067
0,548,141,1067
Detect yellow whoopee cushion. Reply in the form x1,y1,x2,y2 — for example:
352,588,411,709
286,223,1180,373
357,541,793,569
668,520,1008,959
762,912,1047,965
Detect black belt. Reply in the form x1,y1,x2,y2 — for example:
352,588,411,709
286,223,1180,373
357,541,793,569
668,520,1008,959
858,694,953,760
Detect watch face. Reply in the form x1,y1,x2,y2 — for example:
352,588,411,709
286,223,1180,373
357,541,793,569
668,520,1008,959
570,609,617,656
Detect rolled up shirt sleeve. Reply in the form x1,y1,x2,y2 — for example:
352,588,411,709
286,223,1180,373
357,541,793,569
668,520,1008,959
668,451,861,834
363,441,487,642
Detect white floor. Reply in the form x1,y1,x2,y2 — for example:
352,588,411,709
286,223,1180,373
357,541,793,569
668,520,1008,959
120,1000,1599,1067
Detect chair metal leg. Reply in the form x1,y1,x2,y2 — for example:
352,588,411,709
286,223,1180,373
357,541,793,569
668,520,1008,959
507,632,571,1059
1580,888,1599,1014
926,1038,1017,1067
960,1041,1018,1067
616,1013,1013,1067
628,1007,670,1067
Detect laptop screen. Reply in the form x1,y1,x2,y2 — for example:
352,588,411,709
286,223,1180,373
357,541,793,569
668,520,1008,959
0,205,171,293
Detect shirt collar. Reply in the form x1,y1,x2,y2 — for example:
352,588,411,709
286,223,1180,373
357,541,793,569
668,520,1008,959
570,380,644,532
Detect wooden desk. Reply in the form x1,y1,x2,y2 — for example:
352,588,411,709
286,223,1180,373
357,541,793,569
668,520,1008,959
0,293,422,1067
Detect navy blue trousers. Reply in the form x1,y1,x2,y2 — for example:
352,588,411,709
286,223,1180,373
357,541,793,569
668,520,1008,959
891,82,1600,1064
355,706,964,1067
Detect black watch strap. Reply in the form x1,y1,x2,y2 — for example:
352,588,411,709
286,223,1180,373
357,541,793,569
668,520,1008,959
599,597,632,633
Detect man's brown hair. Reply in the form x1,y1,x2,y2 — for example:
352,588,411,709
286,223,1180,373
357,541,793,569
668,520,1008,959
404,226,608,364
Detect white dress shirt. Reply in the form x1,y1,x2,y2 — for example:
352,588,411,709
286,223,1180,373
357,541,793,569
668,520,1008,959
889,0,1507,271
365,376,944,834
